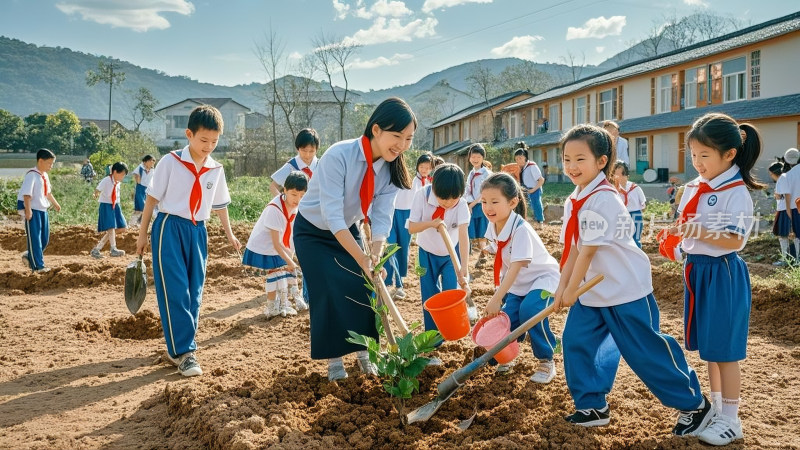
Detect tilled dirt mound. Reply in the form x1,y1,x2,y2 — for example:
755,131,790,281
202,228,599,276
74,310,163,340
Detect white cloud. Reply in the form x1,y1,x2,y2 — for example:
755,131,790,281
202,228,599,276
55,0,194,32
343,17,437,46
333,0,350,19
421,0,492,13
595,46,605,53
683,0,709,6
490,35,543,60
289,52,303,60
349,53,413,69
566,15,626,40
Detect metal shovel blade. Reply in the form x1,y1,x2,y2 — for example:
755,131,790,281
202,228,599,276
406,388,457,424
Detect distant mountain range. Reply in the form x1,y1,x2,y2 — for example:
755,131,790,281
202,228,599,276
0,35,613,130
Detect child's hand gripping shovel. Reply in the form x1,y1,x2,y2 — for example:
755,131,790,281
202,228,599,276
406,274,604,424
436,223,477,322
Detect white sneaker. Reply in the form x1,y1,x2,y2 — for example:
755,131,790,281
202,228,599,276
263,298,281,318
166,352,203,377
495,361,515,373
393,287,407,299
328,359,348,381
21,251,28,260
467,306,478,323
291,286,308,311
280,293,297,317
34,266,51,274
110,248,126,257
530,359,556,384
90,248,103,259
698,414,743,446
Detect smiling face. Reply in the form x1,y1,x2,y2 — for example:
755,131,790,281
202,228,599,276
372,122,414,162
514,154,527,167
689,139,736,181
469,152,484,169
481,187,518,230
283,188,305,210
186,127,221,162
563,139,608,190
297,144,317,166
417,162,432,178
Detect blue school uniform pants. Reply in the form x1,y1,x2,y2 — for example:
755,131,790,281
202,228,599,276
683,252,750,362
419,246,459,332
629,210,643,248
18,200,49,271
502,290,557,360
528,189,544,223
468,204,487,240
134,184,147,211
152,213,208,359
385,208,411,287
563,294,703,411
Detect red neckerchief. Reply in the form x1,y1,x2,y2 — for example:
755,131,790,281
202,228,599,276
618,182,638,206
301,167,313,178
171,151,212,225
108,175,118,206
359,136,374,225
27,169,48,197
560,179,616,269
678,179,745,225
493,215,521,287
269,195,296,248
468,169,481,197
419,174,431,186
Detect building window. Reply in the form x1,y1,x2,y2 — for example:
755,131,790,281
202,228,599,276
635,137,648,163
723,57,746,102
598,89,616,121
750,50,761,98
509,113,518,138
685,68,698,109
697,67,707,105
170,115,189,129
575,97,586,124
658,75,671,113
549,104,560,131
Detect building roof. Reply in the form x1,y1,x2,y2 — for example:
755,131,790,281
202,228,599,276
502,11,800,112
619,92,800,134
430,90,531,128
495,131,565,150
432,139,474,156
155,97,250,113
79,119,127,133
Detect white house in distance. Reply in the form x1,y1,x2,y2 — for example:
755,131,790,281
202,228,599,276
154,98,253,148
492,11,800,182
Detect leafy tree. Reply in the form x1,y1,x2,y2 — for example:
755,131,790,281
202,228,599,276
23,113,48,152
75,122,103,156
0,109,25,152
86,59,126,136
44,109,81,154
496,61,556,95
127,87,159,131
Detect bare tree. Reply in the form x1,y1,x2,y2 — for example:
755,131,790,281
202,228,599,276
496,61,555,94
685,11,744,42
311,33,361,140
86,60,126,136
466,62,497,103
124,87,159,132
559,51,586,83
640,21,669,58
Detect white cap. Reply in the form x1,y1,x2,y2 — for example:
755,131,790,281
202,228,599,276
785,148,800,165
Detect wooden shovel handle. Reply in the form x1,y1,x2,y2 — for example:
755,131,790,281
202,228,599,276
437,224,469,291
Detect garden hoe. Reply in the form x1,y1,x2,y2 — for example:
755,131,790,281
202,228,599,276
406,274,604,424
436,224,477,319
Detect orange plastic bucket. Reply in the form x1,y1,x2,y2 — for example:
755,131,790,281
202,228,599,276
423,289,470,341
471,312,519,364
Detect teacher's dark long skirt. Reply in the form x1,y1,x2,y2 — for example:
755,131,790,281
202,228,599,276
294,212,378,359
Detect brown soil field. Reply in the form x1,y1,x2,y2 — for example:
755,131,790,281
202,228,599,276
0,222,798,449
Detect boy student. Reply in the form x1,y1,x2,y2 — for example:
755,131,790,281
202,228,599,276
269,128,320,197
18,148,61,273
136,105,241,377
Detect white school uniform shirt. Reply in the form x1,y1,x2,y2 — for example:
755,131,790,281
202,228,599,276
774,173,789,212
560,172,653,307
17,169,51,211
411,174,431,192
394,186,416,211
519,162,542,192
409,186,470,257
616,137,630,165
134,164,154,187
618,181,646,212
95,175,121,205
464,166,491,203
271,155,318,187
784,164,800,210
246,195,296,256
484,212,559,296
298,137,398,241
678,165,753,257
146,147,231,222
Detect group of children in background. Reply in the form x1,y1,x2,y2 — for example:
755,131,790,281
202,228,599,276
18,104,774,445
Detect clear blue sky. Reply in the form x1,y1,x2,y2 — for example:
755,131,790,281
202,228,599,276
1,0,797,91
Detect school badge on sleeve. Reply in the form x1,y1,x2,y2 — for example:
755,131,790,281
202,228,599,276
125,255,148,314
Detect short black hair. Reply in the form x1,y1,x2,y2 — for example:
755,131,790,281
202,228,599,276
142,154,155,163
284,170,308,192
111,161,129,174
769,161,785,176
188,105,224,134
295,128,320,149
613,160,630,176
416,152,433,171
431,163,465,199
513,148,528,160
36,148,55,161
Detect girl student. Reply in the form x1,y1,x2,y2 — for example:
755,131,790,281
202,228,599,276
91,162,128,259
514,143,546,224
243,171,309,318
407,162,472,355
612,160,646,248
293,97,415,382
464,143,492,269
666,113,763,446
384,152,434,300
131,154,156,226
481,172,560,383
553,124,712,436
770,160,792,266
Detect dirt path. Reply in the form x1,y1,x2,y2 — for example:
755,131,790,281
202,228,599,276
0,224,798,449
